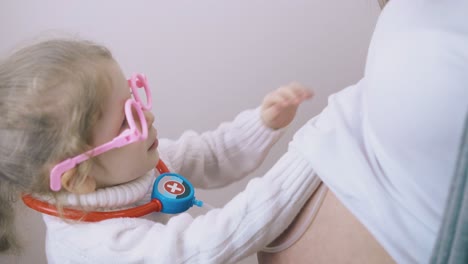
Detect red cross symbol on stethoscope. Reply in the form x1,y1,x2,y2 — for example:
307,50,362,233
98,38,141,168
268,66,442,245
164,181,185,195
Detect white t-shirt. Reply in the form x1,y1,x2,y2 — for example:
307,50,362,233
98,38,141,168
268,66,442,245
290,0,468,263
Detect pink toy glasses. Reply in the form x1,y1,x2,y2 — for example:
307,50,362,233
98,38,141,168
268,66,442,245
49,73,152,191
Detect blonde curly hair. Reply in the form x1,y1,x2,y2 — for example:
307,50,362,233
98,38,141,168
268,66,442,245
0,39,114,253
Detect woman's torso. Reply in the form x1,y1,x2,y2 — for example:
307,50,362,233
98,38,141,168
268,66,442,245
258,183,395,264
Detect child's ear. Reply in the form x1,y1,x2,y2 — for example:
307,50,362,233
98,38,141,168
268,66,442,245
61,168,96,194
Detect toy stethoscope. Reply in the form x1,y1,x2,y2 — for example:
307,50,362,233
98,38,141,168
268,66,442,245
22,159,326,253
23,74,203,221
21,71,324,252
22,159,203,222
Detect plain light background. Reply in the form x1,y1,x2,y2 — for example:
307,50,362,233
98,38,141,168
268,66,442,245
0,1,381,263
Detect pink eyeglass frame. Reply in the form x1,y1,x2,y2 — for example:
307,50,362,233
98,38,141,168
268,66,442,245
49,73,152,191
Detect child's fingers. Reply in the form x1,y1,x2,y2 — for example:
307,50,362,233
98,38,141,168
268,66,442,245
264,103,282,119
262,91,285,110
277,86,299,102
287,83,314,102
263,83,314,110
278,83,313,104
263,88,297,108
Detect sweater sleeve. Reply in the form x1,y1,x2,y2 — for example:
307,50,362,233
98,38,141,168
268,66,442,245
157,107,285,188
44,150,317,264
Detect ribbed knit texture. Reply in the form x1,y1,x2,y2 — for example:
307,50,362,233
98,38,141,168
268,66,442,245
43,108,318,263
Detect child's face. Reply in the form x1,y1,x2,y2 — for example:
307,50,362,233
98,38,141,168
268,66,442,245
90,61,160,188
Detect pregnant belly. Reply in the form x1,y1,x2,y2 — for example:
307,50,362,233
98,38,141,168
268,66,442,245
258,183,395,264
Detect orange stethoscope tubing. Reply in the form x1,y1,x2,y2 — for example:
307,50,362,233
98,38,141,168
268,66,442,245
22,160,170,222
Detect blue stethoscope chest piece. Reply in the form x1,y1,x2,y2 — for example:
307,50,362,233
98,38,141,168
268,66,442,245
151,173,203,214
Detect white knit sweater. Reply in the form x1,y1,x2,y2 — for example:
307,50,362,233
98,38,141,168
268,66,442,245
43,108,317,264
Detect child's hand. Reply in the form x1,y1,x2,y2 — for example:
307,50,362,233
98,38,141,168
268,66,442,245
261,83,314,129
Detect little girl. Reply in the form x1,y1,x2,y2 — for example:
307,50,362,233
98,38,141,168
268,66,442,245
0,39,316,263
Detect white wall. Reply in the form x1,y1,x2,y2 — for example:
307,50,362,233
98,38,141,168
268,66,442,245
0,1,381,263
